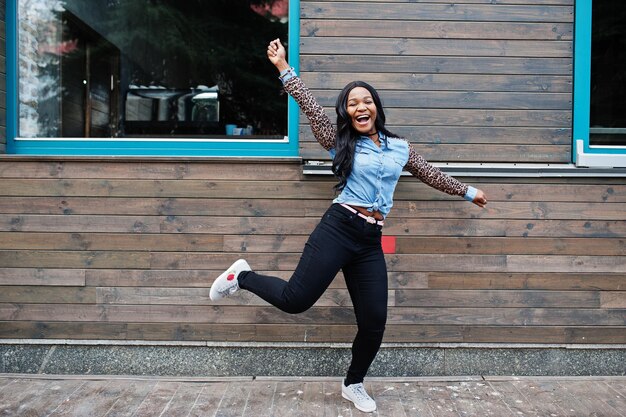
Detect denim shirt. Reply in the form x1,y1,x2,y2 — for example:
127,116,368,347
279,70,477,216
330,133,408,217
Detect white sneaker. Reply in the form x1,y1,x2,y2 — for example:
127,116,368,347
209,259,251,301
342,382,377,413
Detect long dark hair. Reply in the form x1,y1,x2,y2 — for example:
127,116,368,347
332,81,399,191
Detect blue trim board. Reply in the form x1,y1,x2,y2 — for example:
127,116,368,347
6,0,18,153
7,0,300,157
287,0,301,158
572,0,625,158
12,139,298,157
572,0,591,162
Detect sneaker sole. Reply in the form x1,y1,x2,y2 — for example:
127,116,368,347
341,392,376,413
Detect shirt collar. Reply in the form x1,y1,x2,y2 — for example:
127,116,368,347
360,132,388,149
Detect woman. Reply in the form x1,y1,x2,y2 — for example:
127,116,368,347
210,39,487,413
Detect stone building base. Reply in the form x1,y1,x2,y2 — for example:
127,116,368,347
1,341,625,377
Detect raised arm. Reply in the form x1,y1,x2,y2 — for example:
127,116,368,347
267,39,335,151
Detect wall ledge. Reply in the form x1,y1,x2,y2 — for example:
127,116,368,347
2,339,625,350
0,155,303,164
304,161,626,177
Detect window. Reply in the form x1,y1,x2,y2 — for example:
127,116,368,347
589,1,626,147
574,0,626,167
7,0,300,156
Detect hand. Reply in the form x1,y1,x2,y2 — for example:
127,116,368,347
267,38,290,72
472,189,488,208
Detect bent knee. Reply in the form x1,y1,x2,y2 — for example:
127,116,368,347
279,292,316,314
282,304,312,314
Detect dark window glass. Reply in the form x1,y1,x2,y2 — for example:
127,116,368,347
19,0,289,139
590,1,626,146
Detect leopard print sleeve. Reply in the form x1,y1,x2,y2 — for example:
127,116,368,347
401,139,468,197
283,76,335,151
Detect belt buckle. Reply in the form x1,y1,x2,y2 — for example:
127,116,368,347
365,216,376,224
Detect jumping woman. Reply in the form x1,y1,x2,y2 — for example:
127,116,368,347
210,38,488,413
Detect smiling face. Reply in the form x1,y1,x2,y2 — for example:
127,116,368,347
346,86,378,136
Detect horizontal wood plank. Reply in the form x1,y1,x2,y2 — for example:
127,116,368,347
459,325,626,344
389,201,626,220
5,322,625,344
504,255,626,274
2,216,624,238
393,182,626,203
384,307,626,326
423,272,626,291
0,268,86,286
301,56,573,75
301,37,572,58
0,286,96,304
0,304,622,326
0,251,150,269
1,323,622,344
302,20,573,40
0,232,223,251
84,269,245,288
394,237,626,255
300,142,571,163
387,253,626,273
600,293,626,309
0,179,335,199
301,3,574,23
301,126,572,145
0,161,303,180
0,197,329,216
393,289,600,308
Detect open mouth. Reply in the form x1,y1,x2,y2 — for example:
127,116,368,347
355,115,370,126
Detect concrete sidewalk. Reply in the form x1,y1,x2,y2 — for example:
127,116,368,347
0,374,625,416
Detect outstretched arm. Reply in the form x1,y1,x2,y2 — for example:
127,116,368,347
267,39,336,151
404,141,487,208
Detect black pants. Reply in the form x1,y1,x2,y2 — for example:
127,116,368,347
238,203,387,384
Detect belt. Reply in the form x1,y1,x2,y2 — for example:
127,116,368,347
340,204,385,226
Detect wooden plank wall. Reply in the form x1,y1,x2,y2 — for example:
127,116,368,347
0,0,6,153
0,159,624,344
298,0,573,163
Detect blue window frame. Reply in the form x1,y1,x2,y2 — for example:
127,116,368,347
6,0,300,157
573,0,626,167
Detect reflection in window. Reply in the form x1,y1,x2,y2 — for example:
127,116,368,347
18,0,289,139
590,1,626,146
